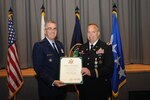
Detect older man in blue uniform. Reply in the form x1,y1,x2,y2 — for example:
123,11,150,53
32,21,66,100
78,23,114,100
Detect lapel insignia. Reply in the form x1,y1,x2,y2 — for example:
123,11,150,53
79,50,84,54
93,49,96,51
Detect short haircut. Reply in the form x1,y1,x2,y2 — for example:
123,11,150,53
88,23,99,31
45,20,57,28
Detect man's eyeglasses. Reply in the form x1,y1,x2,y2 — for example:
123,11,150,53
45,27,57,30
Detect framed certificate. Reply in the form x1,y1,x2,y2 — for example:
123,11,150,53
60,57,83,84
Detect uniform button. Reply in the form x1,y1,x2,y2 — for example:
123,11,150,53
88,57,90,59
87,63,89,65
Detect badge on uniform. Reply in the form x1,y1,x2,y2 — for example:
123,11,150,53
96,48,104,55
98,60,103,64
47,54,52,56
49,58,52,62
79,50,84,55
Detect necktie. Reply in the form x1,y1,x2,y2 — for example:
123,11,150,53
52,42,58,54
90,44,93,50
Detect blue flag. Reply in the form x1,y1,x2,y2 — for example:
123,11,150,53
110,4,126,97
69,6,83,57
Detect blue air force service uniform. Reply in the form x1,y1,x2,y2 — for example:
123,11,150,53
78,39,114,100
32,38,66,100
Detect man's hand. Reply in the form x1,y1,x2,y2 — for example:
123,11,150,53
81,67,91,76
53,80,66,87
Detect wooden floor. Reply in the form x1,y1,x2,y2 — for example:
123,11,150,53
0,64,150,77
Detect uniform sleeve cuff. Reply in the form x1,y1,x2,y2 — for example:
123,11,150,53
52,81,55,86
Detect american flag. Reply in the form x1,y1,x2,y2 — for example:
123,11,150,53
6,8,24,99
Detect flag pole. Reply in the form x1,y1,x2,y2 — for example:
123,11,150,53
69,6,83,100
14,95,16,100
40,3,45,40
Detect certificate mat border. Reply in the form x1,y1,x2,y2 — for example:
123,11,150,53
59,57,83,84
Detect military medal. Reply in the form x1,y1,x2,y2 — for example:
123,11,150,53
94,58,98,68
99,60,102,64
94,58,99,78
